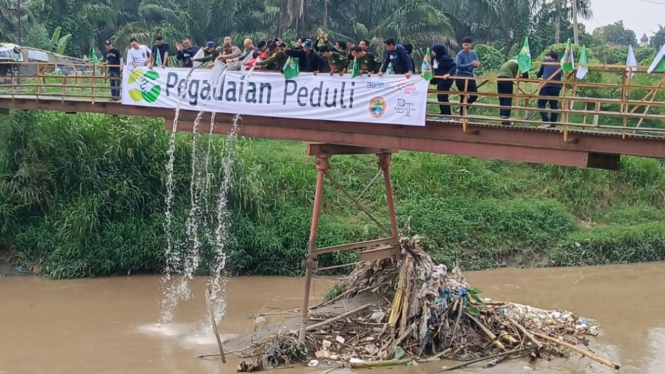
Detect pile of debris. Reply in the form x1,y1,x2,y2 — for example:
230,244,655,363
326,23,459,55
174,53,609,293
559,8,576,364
236,236,619,371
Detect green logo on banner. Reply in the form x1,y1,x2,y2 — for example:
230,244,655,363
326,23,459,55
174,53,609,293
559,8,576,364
128,69,161,103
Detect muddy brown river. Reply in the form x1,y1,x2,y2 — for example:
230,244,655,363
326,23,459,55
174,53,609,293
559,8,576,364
1,262,663,374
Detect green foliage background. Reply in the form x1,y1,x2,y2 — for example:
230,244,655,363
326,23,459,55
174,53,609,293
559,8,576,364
2,109,665,279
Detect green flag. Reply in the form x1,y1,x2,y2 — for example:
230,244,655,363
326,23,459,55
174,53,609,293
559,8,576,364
351,57,360,78
648,44,665,74
516,37,532,72
576,45,588,80
91,47,99,65
283,56,300,80
560,38,575,73
154,48,162,67
386,62,394,75
422,47,434,81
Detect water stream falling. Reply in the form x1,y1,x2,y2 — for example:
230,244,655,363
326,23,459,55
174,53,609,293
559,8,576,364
160,62,248,326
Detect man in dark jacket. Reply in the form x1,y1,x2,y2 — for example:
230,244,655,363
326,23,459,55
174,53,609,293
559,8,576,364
150,36,170,68
255,41,289,71
379,38,413,78
430,44,457,121
176,38,198,68
536,51,563,128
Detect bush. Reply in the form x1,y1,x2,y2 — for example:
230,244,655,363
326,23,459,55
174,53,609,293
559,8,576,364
473,44,504,75
636,47,656,65
537,43,597,62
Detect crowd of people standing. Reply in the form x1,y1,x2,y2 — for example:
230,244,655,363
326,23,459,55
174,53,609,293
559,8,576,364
101,31,562,127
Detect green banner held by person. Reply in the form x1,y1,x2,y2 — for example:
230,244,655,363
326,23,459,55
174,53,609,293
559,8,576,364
154,49,162,68
561,38,575,73
422,48,433,81
283,56,300,80
516,37,532,73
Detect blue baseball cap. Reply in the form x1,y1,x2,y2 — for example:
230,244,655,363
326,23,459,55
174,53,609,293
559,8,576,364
303,39,313,49
206,41,215,49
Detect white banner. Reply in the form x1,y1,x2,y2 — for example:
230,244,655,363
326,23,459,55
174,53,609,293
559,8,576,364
121,67,428,126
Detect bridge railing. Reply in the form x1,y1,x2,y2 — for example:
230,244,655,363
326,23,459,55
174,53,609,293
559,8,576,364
1,61,664,140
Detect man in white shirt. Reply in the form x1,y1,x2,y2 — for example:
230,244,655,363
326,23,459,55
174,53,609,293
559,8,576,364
126,38,151,70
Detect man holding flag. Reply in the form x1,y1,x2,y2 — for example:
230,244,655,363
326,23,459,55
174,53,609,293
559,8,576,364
150,36,170,69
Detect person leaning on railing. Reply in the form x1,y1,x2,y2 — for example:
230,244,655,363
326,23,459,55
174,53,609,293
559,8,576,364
103,40,122,102
455,37,480,116
430,44,457,122
536,51,563,128
496,59,529,126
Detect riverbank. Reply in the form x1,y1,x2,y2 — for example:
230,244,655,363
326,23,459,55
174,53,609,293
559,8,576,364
2,110,665,278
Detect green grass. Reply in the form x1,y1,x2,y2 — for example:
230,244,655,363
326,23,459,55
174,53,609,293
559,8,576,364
2,110,665,278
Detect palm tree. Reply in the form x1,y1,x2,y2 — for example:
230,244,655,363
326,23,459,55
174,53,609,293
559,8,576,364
550,0,592,43
0,0,34,43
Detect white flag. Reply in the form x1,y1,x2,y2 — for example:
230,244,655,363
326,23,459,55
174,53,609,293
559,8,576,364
626,45,637,78
648,44,665,74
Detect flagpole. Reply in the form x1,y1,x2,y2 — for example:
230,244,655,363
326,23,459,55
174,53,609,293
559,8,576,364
571,0,580,45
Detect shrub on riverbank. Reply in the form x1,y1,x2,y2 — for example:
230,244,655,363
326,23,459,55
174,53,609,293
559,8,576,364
1,110,665,278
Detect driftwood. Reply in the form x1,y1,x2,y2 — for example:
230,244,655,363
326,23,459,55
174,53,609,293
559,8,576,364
350,358,412,369
508,317,543,353
437,348,529,372
465,313,506,351
533,332,620,369
305,304,372,331
205,285,227,364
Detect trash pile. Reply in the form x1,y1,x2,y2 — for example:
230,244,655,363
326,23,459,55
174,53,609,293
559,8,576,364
236,236,617,371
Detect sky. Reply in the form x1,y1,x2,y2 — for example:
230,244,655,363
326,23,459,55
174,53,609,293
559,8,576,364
581,0,663,41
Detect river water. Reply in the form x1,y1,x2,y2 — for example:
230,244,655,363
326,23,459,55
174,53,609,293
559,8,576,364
1,262,663,374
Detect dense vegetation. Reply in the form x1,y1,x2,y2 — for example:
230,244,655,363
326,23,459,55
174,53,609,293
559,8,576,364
2,109,665,279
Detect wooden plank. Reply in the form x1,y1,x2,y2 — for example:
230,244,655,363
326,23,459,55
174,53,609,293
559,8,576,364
315,238,397,255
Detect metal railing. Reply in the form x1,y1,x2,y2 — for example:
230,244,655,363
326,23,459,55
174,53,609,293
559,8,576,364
1,61,665,140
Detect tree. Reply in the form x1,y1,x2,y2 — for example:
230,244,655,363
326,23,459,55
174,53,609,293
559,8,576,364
547,0,592,44
652,25,665,50
0,0,35,43
592,21,638,46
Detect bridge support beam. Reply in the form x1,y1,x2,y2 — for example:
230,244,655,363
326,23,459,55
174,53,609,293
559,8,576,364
299,144,401,343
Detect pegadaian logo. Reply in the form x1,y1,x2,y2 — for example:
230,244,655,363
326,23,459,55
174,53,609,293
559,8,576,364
368,96,386,118
128,69,161,103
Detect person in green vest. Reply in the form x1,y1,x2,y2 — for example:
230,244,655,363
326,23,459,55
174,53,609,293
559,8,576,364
349,46,380,76
255,41,289,71
318,45,348,76
496,59,529,126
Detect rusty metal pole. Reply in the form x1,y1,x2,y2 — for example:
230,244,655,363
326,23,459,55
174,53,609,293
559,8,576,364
299,155,328,343
379,153,399,241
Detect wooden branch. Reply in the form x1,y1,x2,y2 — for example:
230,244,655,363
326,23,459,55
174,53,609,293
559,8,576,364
205,285,227,363
305,303,372,331
508,317,543,353
465,313,506,351
532,332,620,369
437,348,528,372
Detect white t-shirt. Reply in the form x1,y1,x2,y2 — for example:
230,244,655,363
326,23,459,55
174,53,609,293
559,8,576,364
126,45,151,68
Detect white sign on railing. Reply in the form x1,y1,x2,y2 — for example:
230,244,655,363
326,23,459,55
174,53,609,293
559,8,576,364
121,67,428,127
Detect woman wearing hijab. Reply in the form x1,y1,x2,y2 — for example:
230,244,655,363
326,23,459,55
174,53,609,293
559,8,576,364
431,44,457,122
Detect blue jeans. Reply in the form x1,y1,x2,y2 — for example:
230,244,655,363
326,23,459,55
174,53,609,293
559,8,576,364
538,86,561,123
109,70,120,99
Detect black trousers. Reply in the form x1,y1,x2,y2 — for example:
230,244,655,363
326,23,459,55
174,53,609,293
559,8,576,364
538,86,561,122
455,78,478,114
436,79,454,115
497,81,513,118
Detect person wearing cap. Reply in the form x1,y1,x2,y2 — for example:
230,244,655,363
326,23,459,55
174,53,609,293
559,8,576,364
294,39,324,73
150,36,170,68
194,41,222,65
103,40,122,101
176,38,198,68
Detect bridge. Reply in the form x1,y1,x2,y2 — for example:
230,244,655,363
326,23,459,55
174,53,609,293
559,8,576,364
1,61,665,341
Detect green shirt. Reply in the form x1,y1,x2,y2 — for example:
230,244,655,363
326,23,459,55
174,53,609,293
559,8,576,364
348,52,379,73
497,60,519,78
326,52,348,73
257,50,288,71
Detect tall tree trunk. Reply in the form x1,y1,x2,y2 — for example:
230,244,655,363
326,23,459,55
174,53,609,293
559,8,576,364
555,16,561,43
297,0,308,35
278,0,289,37
323,0,328,29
